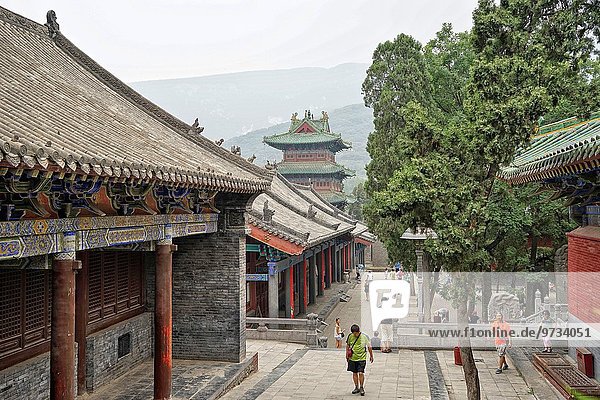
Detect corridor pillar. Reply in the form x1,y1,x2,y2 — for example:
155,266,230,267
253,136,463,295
155,226,176,400
50,232,79,400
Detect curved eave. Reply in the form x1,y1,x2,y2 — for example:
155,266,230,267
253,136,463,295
356,237,375,245
499,155,600,185
263,135,351,152
247,224,305,255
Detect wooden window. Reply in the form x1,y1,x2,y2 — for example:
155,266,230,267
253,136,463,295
0,270,51,370
87,252,145,333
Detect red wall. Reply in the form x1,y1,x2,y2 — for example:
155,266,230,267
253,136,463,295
567,226,600,323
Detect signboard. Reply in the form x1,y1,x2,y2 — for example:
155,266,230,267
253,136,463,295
246,274,269,282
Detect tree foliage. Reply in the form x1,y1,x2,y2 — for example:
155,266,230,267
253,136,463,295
346,181,367,221
363,3,598,398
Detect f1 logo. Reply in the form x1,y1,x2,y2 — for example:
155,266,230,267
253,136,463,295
369,280,410,330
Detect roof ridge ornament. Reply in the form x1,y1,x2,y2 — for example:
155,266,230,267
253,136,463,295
306,204,317,219
263,200,275,223
265,160,276,170
44,10,60,39
189,118,204,135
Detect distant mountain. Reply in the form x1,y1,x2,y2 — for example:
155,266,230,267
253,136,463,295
130,63,368,140
224,104,373,192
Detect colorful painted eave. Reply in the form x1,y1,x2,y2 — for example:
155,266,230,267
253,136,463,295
247,224,305,255
498,112,600,184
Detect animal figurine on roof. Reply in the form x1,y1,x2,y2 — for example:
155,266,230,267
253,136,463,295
189,118,204,135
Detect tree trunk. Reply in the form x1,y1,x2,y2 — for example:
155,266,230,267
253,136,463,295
458,299,481,400
530,235,538,269
461,345,481,400
482,273,491,323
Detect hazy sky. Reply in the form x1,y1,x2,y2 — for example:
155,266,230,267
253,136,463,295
3,1,478,82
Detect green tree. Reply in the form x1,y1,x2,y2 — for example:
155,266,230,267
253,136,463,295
363,2,599,398
346,181,367,220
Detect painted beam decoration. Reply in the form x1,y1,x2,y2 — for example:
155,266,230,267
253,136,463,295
0,213,218,260
246,274,269,282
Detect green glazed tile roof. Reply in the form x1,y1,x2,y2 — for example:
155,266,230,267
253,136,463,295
276,161,356,177
499,112,600,184
264,131,351,146
321,190,350,205
263,112,352,152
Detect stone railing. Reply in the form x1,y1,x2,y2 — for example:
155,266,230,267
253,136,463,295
246,313,328,347
518,290,568,324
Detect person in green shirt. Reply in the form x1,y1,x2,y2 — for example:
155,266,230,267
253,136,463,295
346,324,374,396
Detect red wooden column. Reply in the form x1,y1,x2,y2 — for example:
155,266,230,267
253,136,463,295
303,259,308,310
155,227,177,400
348,244,352,270
51,232,80,400
75,253,89,395
328,246,333,287
320,250,325,292
342,244,347,272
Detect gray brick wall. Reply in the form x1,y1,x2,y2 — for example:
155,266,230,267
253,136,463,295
145,252,156,312
0,346,77,400
86,312,153,392
172,206,248,363
0,353,50,400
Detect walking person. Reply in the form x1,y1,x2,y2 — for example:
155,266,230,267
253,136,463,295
379,319,393,353
492,312,512,374
395,268,403,281
387,268,396,280
334,318,345,348
346,324,373,396
364,279,370,301
384,267,389,279
540,310,554,352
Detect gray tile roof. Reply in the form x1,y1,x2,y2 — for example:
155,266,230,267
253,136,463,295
249,173,356,249
0,7,272,192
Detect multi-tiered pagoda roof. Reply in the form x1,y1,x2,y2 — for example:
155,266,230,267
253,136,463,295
263,110,355,208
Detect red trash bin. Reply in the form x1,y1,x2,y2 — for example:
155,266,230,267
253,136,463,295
454,346,462,366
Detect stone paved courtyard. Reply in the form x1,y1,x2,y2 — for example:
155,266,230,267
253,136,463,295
86,357,255,400
222,281,559,399
84,280,562,399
